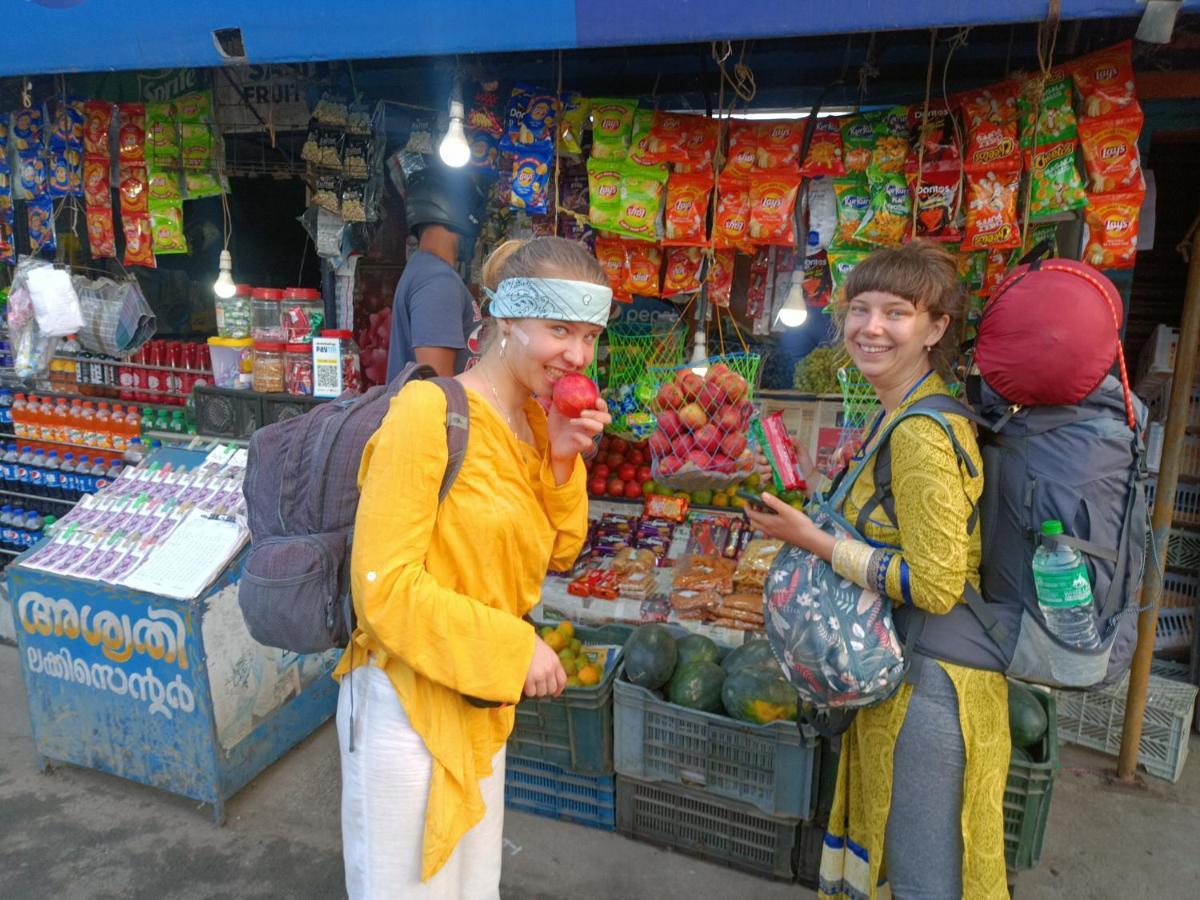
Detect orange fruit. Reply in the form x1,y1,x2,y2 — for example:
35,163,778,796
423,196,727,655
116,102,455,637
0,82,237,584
577,665,600,686
544,630,567,652
557,621,576,639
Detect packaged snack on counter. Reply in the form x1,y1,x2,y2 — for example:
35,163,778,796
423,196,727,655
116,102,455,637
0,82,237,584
686,517,731,558
750,410,804,492
907,167,961,241
1078,104,1144,193
117,103,146,162
662,171,713,246
674,554,736,593
590,98,638,159
840,115,876,174
755,119,804,171
500,84,559,154
661,247,703,298
722,121,758,177
509,151,551,214
671,588,722,620
635,517,677,561
962,168,1021,252
1071,40,1137,119
621,240,662,297
800,117,846,177
586,156,623,231
613,161,669,241
734,539,784,589
618,569,655,601
1082,189,1145,270
748,169,802,246
593,236,632,302
712,174,751,249
557,92,589,157
121,214,155,268
854,172,911,247
832,175,871,249
643,492,689,522
1025,139,1088,221
612,546,657,576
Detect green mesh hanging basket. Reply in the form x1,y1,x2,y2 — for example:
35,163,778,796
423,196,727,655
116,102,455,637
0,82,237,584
601,324,687,442
826,365,880,475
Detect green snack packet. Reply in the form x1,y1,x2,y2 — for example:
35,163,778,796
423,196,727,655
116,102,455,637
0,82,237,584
147,168,183,205
626,108,656,165
151,205,187,254
854,172,912,247
612,159,669,241
185,171,225,200
587,156,623,231
1026,140,1088,221
180,123,212,171
145,102,180,169
827,246,873,298
840,114,876,174
559,92,590,157
590,98,637,160
831,175,871,249
1019,74,1077,148
174,91,212,123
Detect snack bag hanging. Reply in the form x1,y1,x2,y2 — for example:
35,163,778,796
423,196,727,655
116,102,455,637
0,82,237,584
621,240,663,297
86,207,116,258
755,120,804,171
1018,72,1077,149
828,247,872,297
962,168,1022,251
1025,140,1087,221
635,111,692,167
907,167,961,241
509,151,552,214
707,248,736,307
676,117,720,174
662,247,704,297
748,170,802,246
1082,189,1145,270
723,121,758,177
468,82,505,138
712,174,752,249
593,236,632,302
831,176,871,249
907,101,961,171
959,82,1022,173
854,172,911,247
117,103,146,163
27,196,56,254
662,171,713,246
499,84,559,154
868,107,910,177
122,214,156,268
1071,41,1137,119
590,99,638,160
1078,105,1145,193
587,157,623,231
627,109,657,166
558,92,590,157
613,161,669,241
840,115,876,174
800,118,846,177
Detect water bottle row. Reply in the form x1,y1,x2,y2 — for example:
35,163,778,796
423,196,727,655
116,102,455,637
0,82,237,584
0,444,126,501
0,506,55,553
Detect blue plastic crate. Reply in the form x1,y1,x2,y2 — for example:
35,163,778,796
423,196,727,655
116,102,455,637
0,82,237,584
504,755,616,831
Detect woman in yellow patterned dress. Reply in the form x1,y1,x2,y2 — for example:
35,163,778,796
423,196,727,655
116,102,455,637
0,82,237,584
746,241,1010,899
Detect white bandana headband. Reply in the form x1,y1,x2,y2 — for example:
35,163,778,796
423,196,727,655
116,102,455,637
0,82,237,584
484,277,613,328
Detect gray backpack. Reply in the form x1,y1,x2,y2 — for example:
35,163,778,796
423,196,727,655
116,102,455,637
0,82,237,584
865,375,1148,690
238,363,469,654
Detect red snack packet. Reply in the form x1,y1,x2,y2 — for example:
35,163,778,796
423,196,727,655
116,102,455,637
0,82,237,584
712,174,751,249
906,167,962,241
1078,104,1145,193
722,121,758,177
676,117,719,174
747,169,802,246
117,103,146,163
117,164,149,217
83,157,111,208
799,118,846,177
122,214,156,268
86,208,116,258
706,248,736,307
962,169,1021,251
662,171,713,246
959,82,1021,172
1071,40,1137,119
907,101,961,171
636,111,692,167
750,411,804,492
83,101,113,156
755,120,804,170
644,492,690,523
622,240,663,297
593,236,632,302
980,248,1010,298
1082,189,1145,270
662,247,704,297
801,251,832,308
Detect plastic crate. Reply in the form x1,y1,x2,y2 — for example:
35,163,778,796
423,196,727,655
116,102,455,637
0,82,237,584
1054,671,1198,782
615,775,800,881
1144,380,1200,429
1135,324,1178,394
1145,424,1200,478
1167,528,1200,571
1145,479,1200,527
1161,571,1199,609
504,755,616,831
506,622,632,774
794,821,825,890
1005,687,1058,871
1154,607,1195,653
613,671,818,820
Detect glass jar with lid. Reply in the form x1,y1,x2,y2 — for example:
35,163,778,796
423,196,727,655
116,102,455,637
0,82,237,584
284,343,314,396
216,283,253,339
251,342,286,393
250,288,286,342
281,288,325,343
321,329,363,394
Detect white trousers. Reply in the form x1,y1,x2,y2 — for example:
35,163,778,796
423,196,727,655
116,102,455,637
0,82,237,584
337,665,505,900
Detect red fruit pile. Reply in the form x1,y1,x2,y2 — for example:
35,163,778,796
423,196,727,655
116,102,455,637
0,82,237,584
355,307,393,388
649,362,754,480
585,436,654,500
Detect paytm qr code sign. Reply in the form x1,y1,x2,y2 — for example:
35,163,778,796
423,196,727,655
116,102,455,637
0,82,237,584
312,337,343,398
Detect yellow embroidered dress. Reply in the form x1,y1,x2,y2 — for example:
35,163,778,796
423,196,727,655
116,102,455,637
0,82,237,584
819,372,1011,900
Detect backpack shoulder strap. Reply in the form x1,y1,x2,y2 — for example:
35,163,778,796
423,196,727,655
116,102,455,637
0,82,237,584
429,376,470,503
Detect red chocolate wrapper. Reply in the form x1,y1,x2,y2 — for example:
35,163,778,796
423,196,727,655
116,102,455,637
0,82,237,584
751,411,805,492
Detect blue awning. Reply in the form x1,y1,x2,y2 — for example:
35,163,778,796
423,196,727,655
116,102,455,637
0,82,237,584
7,0,1193,77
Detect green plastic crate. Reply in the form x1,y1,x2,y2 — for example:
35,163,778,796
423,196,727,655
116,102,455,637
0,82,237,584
506,622,632,775
1004,687,1058,871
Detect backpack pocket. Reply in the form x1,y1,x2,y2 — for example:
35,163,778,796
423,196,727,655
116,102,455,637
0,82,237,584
1008,608,1113,688
238,532,349,654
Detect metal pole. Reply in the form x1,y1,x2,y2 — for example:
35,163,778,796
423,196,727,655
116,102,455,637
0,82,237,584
1118,217,1200,781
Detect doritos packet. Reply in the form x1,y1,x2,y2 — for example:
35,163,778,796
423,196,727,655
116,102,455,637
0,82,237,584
1071,41,1137,120
832,176,871,249
907,102,961,171
1082,189,1145,270
622,239,662,297
840,116,876,174
613,161,669,241
593,236,632,302
712,174,751,249
117,103,146,163
1025,139,1088,221
963,168,1021,251
801,251,832,308
723,121,758,177
1078,104,1144,193
590,99,638,160
509,151,551,214
587,157,623,231
500,84,559,154
662,171,713,246
662,246,704,297
854,172,911,247
799,117,846,177
755,120,804,171
908,167,961,241
747,169,801,246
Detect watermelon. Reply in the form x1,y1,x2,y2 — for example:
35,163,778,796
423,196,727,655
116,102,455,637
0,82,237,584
677,634,721,668
721,668,799,725
721,639,778,676
624,624,679,690
668,661,726,713
1008,684,1049,748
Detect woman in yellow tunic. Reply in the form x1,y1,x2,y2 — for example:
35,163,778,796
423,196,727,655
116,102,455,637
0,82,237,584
747,242,1010,899
334,238,613,899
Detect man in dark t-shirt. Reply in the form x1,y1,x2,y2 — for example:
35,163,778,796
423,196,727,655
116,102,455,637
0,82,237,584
386,167,485,381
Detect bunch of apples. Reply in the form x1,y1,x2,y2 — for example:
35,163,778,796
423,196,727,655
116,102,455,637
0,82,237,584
648,362,755,480
585,436,654,499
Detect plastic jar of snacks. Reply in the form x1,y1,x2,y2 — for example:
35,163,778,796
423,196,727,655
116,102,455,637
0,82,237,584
250,288,286,342
207,336,254,389
322,329,363,394
284,343,314,396
251,342,286,393
215,283,253,339
281,288,325,343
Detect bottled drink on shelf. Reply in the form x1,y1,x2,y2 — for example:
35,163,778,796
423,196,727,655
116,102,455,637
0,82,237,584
0,505,14,551
52,398,69,443
15,446,34,494
67,399,84,447
1,443,16,490
122,406,141,446
110,408,127,451
154,409,171,433
96,402,113,449
105,460,123,488
123,437,145,465
91,457,112,493
28,449,46,496
24,510,44,549
61,334,79,387
0,388,13,435
74,455,92,495
144,341,163,405
168,410,185,433
80,402,97,447
11,393,28,439
43,451,62,499
42,515,58,540
60,452,77,501
140,407,155,437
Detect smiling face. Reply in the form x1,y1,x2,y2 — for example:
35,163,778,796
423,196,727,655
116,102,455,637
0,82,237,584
498,318,603,397
843,290,949,390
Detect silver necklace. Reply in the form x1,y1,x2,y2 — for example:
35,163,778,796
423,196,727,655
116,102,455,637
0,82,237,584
481,362,518,434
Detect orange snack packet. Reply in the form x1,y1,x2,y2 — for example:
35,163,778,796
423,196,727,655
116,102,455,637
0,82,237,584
962,169,1021,252
636,111,692,167
1082,189,1145,270
1078,105,1145,193
621,239,663,297
712,174,751,249
722,121,758,176
747,169,801,246
662,171,713,246
799,117,846,177
662,247,704,297
122,214,156,268
707,248,736,307
593,236,632,302
675,116,719,174
755,120,804,171
958,81,1022,173
1071,40,1137,119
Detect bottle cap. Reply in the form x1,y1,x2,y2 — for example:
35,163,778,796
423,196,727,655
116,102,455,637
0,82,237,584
1041,519,1064,536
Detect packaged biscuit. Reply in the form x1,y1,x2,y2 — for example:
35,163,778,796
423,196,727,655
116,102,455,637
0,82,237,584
1071,40,1137,119
755,119,804,171
712,173,751,249
799,117,846,177
1082,189,1145,270
962,168,1021,251
723,121,758,177
661,246,704,297
747,169,802,246
1024,139,1088,221
662,171,713,246
831,176,871,248
590,98,638,159
854,172,911,247
1078,105,1144,193
622,239,662,297
840,115,876,174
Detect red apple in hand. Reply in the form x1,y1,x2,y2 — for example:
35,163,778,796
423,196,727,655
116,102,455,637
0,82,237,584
551,373,600,418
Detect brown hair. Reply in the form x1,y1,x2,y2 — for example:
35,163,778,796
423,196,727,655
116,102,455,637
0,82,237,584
497,236,608,287
833,240,966,376
481,238,527,293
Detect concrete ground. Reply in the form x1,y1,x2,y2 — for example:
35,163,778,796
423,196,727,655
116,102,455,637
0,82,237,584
2,640,1198,900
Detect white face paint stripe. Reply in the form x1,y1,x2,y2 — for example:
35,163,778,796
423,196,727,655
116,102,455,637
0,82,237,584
511,324,532,346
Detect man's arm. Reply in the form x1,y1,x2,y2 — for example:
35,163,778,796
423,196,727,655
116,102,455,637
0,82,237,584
413,346,459,377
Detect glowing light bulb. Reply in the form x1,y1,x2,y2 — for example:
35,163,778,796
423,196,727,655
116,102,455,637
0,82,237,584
213,250,236,299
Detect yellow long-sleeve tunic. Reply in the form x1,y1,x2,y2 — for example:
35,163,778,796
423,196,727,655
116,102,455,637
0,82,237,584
819,372,1011,900
333,380,588,881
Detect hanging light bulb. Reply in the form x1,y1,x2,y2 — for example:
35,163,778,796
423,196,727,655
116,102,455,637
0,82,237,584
213,249,236,299
438,78,470,168
776,270,809,328
689,330,709,377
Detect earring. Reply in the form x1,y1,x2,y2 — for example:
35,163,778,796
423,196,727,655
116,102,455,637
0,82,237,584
500,336,508,355
924,345,933,352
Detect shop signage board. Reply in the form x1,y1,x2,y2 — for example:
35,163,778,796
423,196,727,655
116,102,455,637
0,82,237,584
214,64,316,133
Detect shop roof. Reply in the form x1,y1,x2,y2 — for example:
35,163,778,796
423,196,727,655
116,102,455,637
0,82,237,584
6,0,1194,77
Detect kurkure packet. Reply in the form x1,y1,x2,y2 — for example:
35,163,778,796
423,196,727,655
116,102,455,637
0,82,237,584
855,171,912,247
831,175,871,248
799,117,845,177
827,247,872,298
868,106,910,178
612,160,669,241
840,115,875,174
590,98,638,160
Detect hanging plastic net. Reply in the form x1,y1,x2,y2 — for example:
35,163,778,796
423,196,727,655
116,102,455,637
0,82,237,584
601,323,687,442
828,365,879,475
645,351,763,493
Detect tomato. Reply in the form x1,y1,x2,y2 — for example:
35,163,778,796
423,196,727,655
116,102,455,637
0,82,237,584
588,477,608,495
626,449,644,467
618,463,637,482
624,480,644,499
606,452,625,469
609,438,629,454
636,465,652,483
592,464,610,480
607,477,626,497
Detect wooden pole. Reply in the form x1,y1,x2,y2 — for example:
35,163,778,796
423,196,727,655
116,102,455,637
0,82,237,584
1118,217,1200,780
